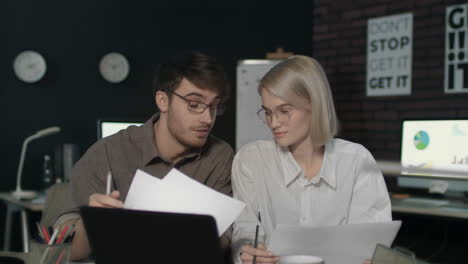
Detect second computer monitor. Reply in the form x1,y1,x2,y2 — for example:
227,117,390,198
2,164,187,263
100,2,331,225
399,119,468,192
97,120,144,139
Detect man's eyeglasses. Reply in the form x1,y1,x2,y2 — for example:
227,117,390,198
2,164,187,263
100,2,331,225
166,90,225,116
257,107,294,125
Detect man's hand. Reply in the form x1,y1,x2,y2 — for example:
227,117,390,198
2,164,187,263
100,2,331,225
70,190,123,261
240,243,279,264
88,190,123,208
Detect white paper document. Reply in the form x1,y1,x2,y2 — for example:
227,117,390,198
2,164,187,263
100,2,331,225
124,169,245,236
268,221,402,264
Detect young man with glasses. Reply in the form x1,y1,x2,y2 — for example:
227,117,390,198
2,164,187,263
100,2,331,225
56,51,234,261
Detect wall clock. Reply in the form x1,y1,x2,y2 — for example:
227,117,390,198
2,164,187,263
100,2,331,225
13,50,47,83
99,52,130,83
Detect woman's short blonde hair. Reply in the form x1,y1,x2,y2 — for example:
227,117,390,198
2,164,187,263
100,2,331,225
258,55,339,146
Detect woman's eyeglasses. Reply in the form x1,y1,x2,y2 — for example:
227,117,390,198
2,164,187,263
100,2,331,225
256,107,294,125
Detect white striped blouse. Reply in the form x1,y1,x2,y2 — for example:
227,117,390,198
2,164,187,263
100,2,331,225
231,138,392,258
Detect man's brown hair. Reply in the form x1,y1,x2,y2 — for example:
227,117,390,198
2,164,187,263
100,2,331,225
152,51,230,103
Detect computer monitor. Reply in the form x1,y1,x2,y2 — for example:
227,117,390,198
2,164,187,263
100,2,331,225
97,120,144,139
399,119,468,193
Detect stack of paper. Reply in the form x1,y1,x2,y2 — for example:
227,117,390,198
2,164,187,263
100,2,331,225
268,221,402,264
124,169,245,236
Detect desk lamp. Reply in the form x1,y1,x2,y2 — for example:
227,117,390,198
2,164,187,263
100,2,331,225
12,126,61,199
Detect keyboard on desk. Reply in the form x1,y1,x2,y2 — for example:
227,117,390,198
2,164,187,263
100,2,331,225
392,196,468,218
397,197,450,207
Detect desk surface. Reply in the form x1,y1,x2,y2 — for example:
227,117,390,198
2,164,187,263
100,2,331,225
391,197,468,219
0,192,45,211
0,251,93,264
2,190,467,219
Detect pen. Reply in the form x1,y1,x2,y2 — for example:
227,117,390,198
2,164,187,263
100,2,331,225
55,248,67,264
252,225,259,264
59,223,75,244
252,212,261,264
103,144,114,196
40,246,52,264
36,222,44,241
55,225,69,244
41,226,50,244
48,228,59,245
106,171,112,195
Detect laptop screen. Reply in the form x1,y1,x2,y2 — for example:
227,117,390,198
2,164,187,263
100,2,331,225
80,207,224,264
97,120,143,139
399,119,468,192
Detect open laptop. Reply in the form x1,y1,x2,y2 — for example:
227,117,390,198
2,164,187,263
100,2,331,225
80,206,224,264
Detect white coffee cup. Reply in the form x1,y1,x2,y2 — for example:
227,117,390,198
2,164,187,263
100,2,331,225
280,255,324,264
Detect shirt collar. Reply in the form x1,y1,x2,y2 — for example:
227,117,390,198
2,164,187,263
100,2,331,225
317,143,336,189
278,145,302,186
278,140,337,189
141,113,202,166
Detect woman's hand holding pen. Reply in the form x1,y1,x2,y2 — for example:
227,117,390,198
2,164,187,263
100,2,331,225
88,190,123,208
240,243,279,264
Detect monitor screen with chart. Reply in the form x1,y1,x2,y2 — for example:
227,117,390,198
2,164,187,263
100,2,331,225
399,119,468,192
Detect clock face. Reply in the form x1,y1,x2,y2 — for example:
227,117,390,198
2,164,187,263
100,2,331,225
13,50,47,83
99,52,130,83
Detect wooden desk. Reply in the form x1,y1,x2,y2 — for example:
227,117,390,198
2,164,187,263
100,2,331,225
0,192,45,253
391,197,468,219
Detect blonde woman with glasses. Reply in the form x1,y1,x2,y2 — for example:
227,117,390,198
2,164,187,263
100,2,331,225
232,56,391,264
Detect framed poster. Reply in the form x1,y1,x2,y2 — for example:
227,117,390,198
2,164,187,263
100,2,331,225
367,13,413,96
445,4,468,94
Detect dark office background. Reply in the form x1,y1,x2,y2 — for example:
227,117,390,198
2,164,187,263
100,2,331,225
2,0,468,262
1,0,314,187
1,0,313,250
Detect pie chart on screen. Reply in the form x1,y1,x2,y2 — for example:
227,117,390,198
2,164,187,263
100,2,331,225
414,130,430,150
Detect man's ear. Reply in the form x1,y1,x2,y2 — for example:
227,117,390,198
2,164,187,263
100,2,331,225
155,91,169,113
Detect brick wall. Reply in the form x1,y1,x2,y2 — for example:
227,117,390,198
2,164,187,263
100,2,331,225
313,0,468,161
313,2,468,261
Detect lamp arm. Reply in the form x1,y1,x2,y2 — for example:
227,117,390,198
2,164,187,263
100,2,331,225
13,126,61,199
15,136,34,192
